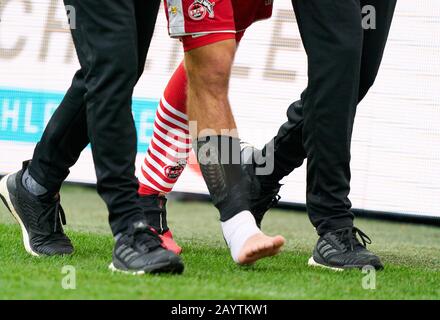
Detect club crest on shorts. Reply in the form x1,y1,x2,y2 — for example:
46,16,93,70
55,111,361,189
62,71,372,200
164,160,186,180
188,0,215,21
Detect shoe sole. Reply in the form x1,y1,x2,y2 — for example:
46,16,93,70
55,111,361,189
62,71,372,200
308,257,382,271
0,174,40,257
108,260,184,276
307,257,344,272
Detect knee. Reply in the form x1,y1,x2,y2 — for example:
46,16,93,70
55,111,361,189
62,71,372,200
102,46,139,86
189,57,232,96
315,39,362,70
114,59,139,86
204,62,231,91
337,42,362,66
185,41,236,97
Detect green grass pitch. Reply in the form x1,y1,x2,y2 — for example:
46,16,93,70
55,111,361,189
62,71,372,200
0,185,439,300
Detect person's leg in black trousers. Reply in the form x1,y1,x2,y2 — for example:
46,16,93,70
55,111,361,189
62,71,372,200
29,0,161,236
249,0,397,269
0,0,183,274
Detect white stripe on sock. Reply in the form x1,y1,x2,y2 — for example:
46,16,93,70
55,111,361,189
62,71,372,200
161,97,188,120
157,105,189,130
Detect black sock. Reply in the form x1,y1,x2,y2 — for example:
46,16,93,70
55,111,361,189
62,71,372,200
196,135,250,222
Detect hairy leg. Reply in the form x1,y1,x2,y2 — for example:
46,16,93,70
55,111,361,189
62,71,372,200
185,40,238,137
184,40,284,264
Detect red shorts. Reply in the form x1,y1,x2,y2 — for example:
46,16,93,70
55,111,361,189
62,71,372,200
164,0,273,51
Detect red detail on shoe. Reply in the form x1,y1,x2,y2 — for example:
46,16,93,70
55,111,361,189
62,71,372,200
160,230,182,255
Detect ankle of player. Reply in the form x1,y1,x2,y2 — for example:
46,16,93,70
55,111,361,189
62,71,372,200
221,211,261,262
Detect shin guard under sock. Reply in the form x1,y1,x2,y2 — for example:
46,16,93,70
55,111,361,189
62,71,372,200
196,135,250,221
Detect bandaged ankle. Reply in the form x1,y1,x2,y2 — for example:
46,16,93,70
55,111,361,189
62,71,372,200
221,211,261,263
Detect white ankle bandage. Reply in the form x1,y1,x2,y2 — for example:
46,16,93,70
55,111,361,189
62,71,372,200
221,211,262,263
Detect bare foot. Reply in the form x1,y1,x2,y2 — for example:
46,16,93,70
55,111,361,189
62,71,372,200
237,233,285,265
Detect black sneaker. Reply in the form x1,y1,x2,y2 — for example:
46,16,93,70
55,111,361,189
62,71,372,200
140,194,182,254
109,220,184,275
0,162,73,256
308,227,384,271
140,194,169,234
241,143,282,228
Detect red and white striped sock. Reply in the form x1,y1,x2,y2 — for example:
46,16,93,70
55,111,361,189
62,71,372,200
138,62,191,195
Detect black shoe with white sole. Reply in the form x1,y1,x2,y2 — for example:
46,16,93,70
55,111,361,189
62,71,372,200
0,162,74,256
241,143,282,228
110,220,184,275
308,227,384,271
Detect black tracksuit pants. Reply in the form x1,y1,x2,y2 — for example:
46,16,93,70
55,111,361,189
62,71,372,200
28,0,161,235
261,0,397,235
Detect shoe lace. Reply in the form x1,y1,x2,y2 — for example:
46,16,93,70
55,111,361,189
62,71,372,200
257,189,281,212
128,224,162,252
336,227,372,251
37,195,67,234
270,194,281,208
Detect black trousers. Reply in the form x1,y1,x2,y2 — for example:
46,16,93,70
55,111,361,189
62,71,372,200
261,0,397,235
28,0,161,235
